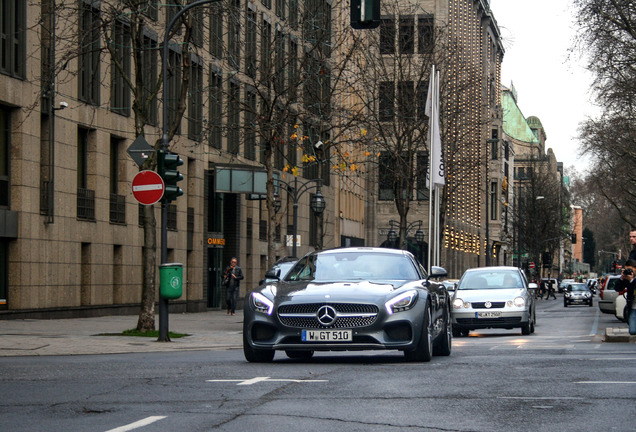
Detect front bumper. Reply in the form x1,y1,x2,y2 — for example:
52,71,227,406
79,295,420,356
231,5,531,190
244,300,427,352
451,308,530,330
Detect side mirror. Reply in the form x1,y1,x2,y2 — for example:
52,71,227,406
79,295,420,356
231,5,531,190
265,267,281,280
528,283,539,290
429,266,448,279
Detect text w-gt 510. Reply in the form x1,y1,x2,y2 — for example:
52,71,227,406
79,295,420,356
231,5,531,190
243,247,452,362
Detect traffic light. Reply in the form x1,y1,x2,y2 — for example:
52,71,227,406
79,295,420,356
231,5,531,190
350,0,381,29
571,233,577,244
158,150,184,202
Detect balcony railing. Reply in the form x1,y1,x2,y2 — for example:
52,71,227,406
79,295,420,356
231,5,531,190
77,188,95,221
109,193,126,224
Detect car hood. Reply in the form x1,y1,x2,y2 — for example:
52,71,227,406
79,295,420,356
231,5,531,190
264,280,413,303
454,288,527,301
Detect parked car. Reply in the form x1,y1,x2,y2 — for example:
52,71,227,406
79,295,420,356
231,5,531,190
598,275,621,314
451,267,537,336
615,290,628,322
563,283,593,307
442,279,459,296
243,247,451,362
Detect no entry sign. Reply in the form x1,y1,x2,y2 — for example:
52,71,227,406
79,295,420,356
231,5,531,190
132,170,164,205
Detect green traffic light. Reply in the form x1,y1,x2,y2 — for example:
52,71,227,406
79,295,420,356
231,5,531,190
158,150,184,202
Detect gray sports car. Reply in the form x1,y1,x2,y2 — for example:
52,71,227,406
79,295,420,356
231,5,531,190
243,247,451,362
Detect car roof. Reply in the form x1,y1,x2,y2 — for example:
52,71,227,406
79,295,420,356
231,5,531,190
463,266,520,273
315,247,413,257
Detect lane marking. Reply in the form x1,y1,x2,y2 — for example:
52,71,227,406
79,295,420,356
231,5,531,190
206,376,328,385
498,397,583,400
104,416,166,432
589,307,600,336
576,381,636,384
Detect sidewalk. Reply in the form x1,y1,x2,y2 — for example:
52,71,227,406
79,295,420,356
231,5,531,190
605,327,636,343
0,310,243,357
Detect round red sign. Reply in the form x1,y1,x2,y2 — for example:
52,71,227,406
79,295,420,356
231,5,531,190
132,170,164,205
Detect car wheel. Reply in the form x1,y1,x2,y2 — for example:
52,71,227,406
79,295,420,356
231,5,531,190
404,304,433,362
285,350,314,360
521,321,531,335
433,308,452,357
243,330,275,363
530,309,536,334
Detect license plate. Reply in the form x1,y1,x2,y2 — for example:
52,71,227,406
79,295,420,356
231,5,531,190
302,329,352,342
476,311,501,318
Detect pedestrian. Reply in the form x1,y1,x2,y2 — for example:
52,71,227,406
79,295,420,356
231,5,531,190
539,279,546,299
628,227,636,261
614,259,636,335
545,279,557,300
223,257,244,316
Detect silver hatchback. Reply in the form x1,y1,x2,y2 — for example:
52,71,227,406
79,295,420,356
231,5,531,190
451,267,538,337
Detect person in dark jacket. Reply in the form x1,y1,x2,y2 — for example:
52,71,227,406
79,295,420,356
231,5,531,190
628,228,636,261
223,257,244,316
614,259,636,335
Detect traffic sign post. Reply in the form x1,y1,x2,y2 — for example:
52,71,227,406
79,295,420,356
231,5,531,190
529,262,535,269
132,170,165,205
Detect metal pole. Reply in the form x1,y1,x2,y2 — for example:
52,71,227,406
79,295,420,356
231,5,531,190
292,178,298,258
159,0,217,342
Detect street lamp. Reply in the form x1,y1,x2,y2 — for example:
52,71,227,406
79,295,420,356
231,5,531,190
386,220,425,245
534,196,544,277
273,177,325,257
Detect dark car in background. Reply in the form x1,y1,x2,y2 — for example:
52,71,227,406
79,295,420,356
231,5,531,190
451,267,538,336
243,247,451,363
564,283,593,307
260,257,298,285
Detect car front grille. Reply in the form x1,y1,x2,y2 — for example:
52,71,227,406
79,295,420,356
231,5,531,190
277,303,379,329
471,302,506,309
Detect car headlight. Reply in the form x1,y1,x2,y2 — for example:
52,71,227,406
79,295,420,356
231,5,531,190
251,292,274,315
385,290,418,314
513,297,525,307
452,298,469,309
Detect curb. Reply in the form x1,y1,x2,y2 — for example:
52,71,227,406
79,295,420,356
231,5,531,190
604,327,636,343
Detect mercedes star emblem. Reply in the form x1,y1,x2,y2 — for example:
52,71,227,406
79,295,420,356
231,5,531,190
316,305,337,326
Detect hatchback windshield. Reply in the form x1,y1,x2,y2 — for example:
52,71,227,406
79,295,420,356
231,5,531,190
458,270,523,290
568,283,588,292
285,252,420,282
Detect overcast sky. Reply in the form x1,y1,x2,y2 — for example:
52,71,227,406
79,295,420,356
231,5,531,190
489,0,599,171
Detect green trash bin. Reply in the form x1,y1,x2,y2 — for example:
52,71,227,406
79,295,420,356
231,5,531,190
160,263,183,300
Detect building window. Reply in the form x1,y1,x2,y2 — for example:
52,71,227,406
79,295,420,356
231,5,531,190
78,2,101,105
288,39,298,102
0,239,7,308
192,7,204,47
378,152,394,201
379,81,394,122
167,204,177,230
228,0,241,69
417,81,428,122
261,17,272,81
418,15,434,54
276,0,286,19
245,9,257,78
109,136,126,224
0,107,9,207
77,128,95,221
110,21,131,117
399,17,414,54
244,89,257,160
228,81,240,155
289,0,298,30
274,30,285,94
397,81,415,121
209,5,223,59
141,35,158,125
165,0,182,35
188,58,203,141
490,181,498,220
166,47,181,134
491,129,499,160
209,70,223,149
0,0,26,79
417,151,429,200
380,18,395,54
142,1,158,20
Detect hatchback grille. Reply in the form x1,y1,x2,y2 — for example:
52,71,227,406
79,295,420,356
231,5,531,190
471,302,506,309
277,303,379,329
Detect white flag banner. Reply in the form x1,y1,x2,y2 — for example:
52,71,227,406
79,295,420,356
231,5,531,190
426,68,444,188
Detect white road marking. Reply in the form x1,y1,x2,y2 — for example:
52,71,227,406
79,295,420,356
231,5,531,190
498,397,584,400
576,381,636,384
206,376,328,385
104,416,166,432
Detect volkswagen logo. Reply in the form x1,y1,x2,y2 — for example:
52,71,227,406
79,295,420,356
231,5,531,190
485,301,492,309
316,305,337,326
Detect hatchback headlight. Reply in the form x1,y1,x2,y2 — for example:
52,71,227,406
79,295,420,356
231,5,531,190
251,292,274,315
385,290,418,314
513,297,525,307
453,298,469,309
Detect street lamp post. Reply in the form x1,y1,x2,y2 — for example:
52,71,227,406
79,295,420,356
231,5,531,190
386,220,425,264
273,178,326,258
534,196,544,277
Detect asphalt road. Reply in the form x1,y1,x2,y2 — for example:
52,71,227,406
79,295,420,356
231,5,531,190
1,296,635,432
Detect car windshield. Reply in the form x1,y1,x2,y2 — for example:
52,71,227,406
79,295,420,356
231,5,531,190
569,284,588,292
458,270,523,290
284,252,420,282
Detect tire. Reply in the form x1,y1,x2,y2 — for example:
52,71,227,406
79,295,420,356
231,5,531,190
521,317,532,335
285,350,314,360
243,329,275,363
530,309,536,334
404,304,433,362
433,307,452,356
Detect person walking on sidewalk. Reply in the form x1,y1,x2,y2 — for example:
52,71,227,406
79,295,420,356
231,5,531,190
545,279,557,300
614,259,636,335
627,228,636,261
223,257,244,316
